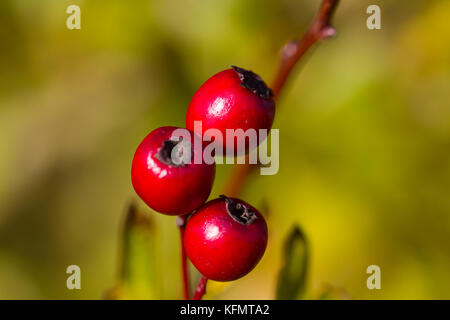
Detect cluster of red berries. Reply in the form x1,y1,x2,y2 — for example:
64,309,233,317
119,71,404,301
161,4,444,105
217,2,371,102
131,66,275,282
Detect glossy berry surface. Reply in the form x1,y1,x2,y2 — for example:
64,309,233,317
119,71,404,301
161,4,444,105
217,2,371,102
131,126,215,215
186,66,275,155
184,196,268,281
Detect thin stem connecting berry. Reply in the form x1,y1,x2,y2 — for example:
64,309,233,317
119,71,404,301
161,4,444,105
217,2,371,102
176,215,190,300
193,276,208,300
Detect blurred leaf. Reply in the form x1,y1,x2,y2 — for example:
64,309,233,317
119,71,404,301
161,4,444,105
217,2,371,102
275,225,308,300
315,283,352,300
107,202,159,299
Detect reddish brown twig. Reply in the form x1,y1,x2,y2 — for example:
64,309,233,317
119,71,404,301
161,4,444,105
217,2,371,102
193,276,208,300
271,0,339,98
224,0,339,197
176,215,190,300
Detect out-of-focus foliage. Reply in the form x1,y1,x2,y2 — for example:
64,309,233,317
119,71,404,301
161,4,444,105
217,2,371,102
105,203,160,299
276,226,308,300
315,284,352,300
1,0,450,299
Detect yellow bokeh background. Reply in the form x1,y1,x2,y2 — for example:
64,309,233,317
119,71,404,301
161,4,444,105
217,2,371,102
1,0,450,299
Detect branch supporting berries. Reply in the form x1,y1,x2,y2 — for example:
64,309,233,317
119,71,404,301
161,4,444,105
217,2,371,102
193,276,208,300
130,0,340,301
176,215,190,300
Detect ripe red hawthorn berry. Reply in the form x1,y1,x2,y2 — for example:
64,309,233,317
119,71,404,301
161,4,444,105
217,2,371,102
185,66,275,156
184,195,268,281
131,126,215,215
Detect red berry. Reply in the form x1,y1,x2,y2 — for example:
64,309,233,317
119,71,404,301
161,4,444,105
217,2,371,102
184,195,268,281
186,66,275,155
131,126,215,215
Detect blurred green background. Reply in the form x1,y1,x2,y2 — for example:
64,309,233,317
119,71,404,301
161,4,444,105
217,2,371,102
1,0,450,299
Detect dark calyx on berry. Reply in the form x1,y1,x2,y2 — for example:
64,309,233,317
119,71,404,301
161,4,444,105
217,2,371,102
220,195,257,225
155,139,191,167
231,65,273,100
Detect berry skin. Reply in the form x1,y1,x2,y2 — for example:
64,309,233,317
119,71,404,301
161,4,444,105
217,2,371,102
184,196,268,281
185,66,275,155
131,126,215,215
